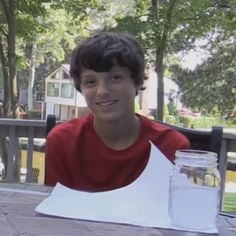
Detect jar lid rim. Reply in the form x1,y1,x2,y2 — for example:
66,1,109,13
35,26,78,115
175,149,218,166
176,149,217,157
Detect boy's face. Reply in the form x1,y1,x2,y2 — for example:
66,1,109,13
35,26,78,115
80,66,139,123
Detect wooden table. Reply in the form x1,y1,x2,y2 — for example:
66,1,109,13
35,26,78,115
0,183,235,236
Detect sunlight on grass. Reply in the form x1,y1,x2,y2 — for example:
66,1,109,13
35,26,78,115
223,192,236,212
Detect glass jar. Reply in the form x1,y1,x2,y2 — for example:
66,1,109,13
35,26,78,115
169,149,221,230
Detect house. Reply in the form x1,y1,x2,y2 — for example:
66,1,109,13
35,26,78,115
138,69,182,117
44,64,88,120
44,65,181,120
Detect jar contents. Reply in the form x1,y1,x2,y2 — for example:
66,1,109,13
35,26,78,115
169,149,221,230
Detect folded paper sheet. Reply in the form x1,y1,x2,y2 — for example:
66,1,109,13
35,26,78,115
35,142,218,233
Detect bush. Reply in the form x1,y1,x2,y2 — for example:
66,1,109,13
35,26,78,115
189,117,236,128
180,116,193,128
27,110,41,119
191,117,216,128
165,115,176,124
167,101,177,117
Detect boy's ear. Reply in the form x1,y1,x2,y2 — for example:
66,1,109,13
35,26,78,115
144,73,149,80
136,84,146,95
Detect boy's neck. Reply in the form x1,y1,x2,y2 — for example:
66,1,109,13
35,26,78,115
93,115,141,150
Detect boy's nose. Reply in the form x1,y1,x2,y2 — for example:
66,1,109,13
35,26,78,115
96,80,110,95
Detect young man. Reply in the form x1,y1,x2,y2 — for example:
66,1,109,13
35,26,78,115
45,32,189,191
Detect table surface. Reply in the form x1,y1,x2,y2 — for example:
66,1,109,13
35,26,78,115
0,183,235,236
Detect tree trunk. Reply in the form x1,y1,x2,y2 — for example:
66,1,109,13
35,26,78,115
0,0,21,182
152,0,176,121
0,35,11,117
28,44,37,111
7,0,18,118
155,47,165,121
0,138,7,180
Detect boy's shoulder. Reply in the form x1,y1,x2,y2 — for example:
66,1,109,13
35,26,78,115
139,114,174,133
139,114,189,142
47,113,92,139
138,115,190,161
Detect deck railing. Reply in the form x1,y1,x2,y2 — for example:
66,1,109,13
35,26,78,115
0,118,235,186
0,118,46,182
220,132,236,194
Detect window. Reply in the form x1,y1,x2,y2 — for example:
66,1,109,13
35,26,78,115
61,83,74,98
63,71,69,79
51,72,60,80
47,82,59,97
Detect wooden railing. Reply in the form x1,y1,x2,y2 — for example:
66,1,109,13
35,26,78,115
219,132,236,197
0,118,46,182
0,119,235,186
222,132,236,167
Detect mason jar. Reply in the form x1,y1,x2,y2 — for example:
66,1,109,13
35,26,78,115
169,149,221,230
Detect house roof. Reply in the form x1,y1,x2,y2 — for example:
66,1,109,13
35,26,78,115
45,64,70,81
62,64,70,73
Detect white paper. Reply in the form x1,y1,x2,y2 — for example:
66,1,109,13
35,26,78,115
35,142,218,233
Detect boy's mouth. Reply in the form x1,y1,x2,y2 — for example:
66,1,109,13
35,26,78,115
96,100,118,106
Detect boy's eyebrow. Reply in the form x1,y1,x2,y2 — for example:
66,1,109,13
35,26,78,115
109,66,126,72
81,71,96,78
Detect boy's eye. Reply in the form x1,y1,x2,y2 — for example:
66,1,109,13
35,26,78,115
82,79,96,87
111,74,124,80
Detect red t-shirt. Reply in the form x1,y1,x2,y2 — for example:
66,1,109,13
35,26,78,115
45,113,189,191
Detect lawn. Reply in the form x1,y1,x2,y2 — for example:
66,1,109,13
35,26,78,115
223,192,236,213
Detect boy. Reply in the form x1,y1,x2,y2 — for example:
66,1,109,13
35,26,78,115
45,32,189,191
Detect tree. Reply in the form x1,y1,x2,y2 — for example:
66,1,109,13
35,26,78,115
169,0,236,115
18,6,87,110
17,0,136,111
1,0,102,115
0,0,17,117
0,0,103,181
0,0,48,117
113,0,230,120
170,34,236,115
0,1,49,181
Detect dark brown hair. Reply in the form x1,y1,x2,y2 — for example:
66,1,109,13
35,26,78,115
70,32,145,91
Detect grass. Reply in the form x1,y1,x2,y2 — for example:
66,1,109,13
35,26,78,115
223,192,236,213
223,171,236,214
21,150,45,183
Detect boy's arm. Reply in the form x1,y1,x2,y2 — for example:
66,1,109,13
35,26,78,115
44,135,67,186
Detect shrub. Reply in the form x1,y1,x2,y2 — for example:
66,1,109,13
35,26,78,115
165,115,176,124
180,116,193,128
27,110,41,119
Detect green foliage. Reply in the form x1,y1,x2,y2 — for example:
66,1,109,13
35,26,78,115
15,1,48,40
112,0,236,120
114,0,226,58
134,102,141,114
165,115,176,125
168,1,236,116
163,104,169,117
27,110,41,119
180,116,193,128
223,192,236,212
181,116,236,128
190,117,217,128
167,100,177,117
2,0,236,119
170,36,236,114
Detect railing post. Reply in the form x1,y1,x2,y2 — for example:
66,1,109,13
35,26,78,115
219,138,229,209
6,126,16,182
26,126,34,182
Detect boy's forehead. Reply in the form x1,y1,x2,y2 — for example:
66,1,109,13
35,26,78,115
81,66,129,75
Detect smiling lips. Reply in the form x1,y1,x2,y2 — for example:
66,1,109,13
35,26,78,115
96,100,118,106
